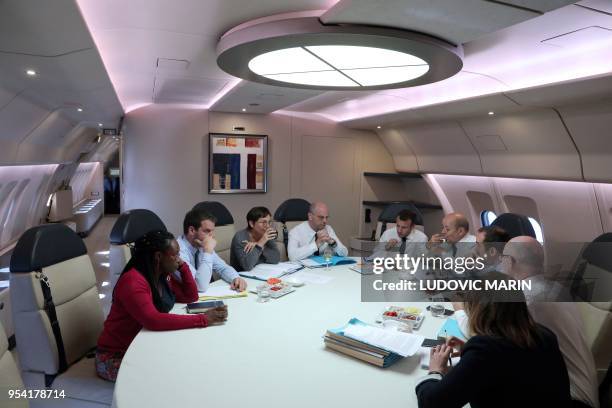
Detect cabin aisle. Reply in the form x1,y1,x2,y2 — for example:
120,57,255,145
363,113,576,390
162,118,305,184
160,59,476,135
83,215,118,315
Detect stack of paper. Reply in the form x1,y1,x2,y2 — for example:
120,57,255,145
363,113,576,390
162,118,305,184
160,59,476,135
199,286,247,300
324,318,423,368
239,262,303,280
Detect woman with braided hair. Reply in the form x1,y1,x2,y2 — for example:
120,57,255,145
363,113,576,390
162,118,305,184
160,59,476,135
96,230,228,381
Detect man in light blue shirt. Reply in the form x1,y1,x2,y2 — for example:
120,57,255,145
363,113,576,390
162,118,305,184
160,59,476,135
177,209,247,293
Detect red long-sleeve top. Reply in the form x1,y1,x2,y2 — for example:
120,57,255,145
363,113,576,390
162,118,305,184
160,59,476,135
97,263,207,353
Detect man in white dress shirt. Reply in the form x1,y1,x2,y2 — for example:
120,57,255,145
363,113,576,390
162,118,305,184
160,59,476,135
177,209,247,293
287,201,348,261
428,212,476,258
375,209,427,257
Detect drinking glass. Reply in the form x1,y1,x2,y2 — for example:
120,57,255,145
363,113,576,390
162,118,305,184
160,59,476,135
268,221,278,240
430,303,445,317
323,245,333,271
256,284,270,303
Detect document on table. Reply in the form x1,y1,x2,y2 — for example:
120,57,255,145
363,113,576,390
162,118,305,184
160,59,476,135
239,261,303,280
344,324,424,357
199,286,247,300
291,271,334,284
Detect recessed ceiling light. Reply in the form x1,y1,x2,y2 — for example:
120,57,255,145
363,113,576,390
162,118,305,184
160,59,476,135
376,126,382,129
217,16,463,91
26,69,37,76
98,123,103,127
241,108,246,112
488,111,495,115
77,108,83,112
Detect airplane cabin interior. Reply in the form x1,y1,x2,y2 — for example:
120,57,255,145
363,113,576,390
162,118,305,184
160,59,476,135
0,1,611,407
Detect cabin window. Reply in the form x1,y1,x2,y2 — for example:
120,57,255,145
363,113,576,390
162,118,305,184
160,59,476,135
528,217,544,243
480,210,497,227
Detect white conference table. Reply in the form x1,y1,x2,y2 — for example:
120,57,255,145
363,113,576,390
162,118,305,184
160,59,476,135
112,263,450,408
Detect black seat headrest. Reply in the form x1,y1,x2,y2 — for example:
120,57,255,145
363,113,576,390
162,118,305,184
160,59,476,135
192,202,234,226
378,203,424,226
490,213,535,239
110,209,167,245
274,198,310,223
10,224,87,273
582,232,612,272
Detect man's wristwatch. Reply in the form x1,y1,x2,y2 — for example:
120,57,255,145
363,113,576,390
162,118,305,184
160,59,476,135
329,239,337,247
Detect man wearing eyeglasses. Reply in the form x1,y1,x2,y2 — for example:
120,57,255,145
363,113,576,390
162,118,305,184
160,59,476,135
230,206,280,271
287,201,348,261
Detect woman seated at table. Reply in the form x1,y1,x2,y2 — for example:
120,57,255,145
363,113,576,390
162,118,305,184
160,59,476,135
230,206,280,271
96,230,228,382
415,272,572,408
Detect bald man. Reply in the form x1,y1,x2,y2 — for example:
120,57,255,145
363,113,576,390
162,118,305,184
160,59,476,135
501,236,566,301
428,212,476,258
499,236,599,408
287,202,348,261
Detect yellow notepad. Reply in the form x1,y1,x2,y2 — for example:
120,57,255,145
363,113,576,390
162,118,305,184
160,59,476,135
198,286,248,300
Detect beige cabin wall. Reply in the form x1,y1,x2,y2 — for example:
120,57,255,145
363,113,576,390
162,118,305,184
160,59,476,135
121,105,396,243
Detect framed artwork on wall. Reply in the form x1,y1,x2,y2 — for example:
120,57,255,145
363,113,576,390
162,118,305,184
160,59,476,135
208,133,268,193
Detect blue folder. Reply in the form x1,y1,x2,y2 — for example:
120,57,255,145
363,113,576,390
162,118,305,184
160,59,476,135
437,317,467,341
308,255,356,266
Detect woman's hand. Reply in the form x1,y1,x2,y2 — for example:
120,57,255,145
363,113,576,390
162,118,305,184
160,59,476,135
429,344,452,374
446,336,465,358
243,241,257,253
205,305,228,325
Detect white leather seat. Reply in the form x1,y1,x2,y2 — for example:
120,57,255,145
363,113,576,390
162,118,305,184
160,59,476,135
577,301,612,384
213,224,236,264
109,209,167,289
10,224,112,407
572,233,612,385
0,320,27,408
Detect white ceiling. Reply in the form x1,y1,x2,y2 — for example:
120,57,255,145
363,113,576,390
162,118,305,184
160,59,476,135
70,0,612,125
0,0,123,128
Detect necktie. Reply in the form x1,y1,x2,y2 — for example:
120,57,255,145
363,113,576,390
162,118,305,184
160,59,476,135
194,249,200,269
451,243,458,257
313,233,320,256
399,237,407,254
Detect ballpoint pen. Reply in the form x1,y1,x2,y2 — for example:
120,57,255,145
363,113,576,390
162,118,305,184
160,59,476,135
445,329,453,367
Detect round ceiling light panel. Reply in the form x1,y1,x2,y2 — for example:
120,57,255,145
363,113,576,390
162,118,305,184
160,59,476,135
217,15,463,91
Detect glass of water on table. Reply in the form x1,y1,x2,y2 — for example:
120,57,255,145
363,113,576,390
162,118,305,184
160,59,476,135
323,245,333,271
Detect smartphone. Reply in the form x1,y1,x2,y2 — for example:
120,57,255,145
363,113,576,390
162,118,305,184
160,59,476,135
426,305,455,316
421,338,445,347
186,300,224,313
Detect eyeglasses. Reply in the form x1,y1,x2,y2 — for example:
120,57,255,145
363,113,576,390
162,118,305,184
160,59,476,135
256,220,274,226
